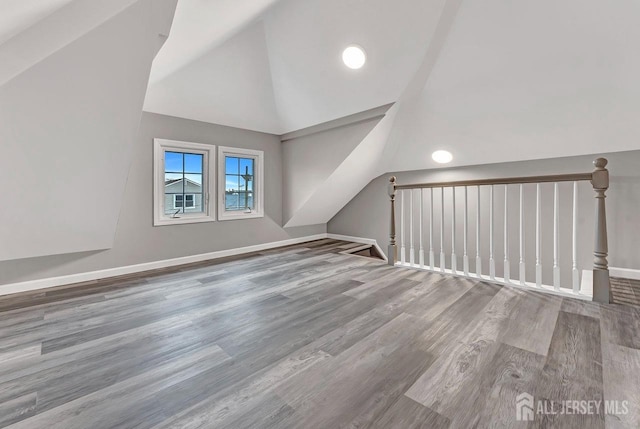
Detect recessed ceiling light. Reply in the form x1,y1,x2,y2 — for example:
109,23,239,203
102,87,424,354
342,45,366,69
432,150,453,164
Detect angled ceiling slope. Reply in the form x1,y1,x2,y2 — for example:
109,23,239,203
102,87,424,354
386,0,640,173
145,0,447,134
145,20,282,134
0,0,74,45
285,0,462,228
0,0,178,261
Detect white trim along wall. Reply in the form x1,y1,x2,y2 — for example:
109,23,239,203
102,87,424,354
0,234,386,297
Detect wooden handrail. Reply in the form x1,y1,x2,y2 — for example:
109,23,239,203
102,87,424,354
394,172,593,190
387,159,610,303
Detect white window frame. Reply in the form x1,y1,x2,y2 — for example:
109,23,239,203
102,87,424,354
218,146,264,221
173,194,195,209
154,139,216,226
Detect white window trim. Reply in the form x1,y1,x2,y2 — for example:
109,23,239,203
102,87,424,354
173,194,195,209
154,139,216,226
217,146,264,221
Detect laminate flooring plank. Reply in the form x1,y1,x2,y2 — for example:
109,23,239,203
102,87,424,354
1,293,297,406
39,282,290,353
402,274,476,320
474,343,546,428
534,311,605,427
342,269,416,300
6,344,230,429
310,276,443,356
217,393,297,429
411,280,502,357
217,277,420,367
561,297,602,319
370,396,450,429
498,291,562,356
154,350,331,429
405,286,522,421
601,342,640,427
600,304,640,350
275,313,435,429
0,393,37,427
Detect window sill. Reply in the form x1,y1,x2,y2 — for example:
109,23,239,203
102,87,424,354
218,212,264,221
153,215,215,227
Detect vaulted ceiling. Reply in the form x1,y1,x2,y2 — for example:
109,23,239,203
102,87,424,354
2,0,638,235
143,0,640,227
0,0,74,45
144,0,445,134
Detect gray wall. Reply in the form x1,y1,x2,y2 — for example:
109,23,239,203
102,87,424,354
329,150,640,285
281,117,380,224
0,0,176,262
0,112,324,286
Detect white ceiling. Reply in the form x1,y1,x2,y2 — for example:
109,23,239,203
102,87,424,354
387,0,640,171
144,21,282,132
0,0,74,45
145,0,445,134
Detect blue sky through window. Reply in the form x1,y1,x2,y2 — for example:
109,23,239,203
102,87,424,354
165,151,203,185
225,156,254,192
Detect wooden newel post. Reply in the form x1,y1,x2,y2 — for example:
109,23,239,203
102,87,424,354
591,158,610,303
388,176,397,265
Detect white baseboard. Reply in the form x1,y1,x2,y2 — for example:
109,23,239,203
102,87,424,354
326,233,388,262
0,232,388,297
0,234,328,297
610,267,640,281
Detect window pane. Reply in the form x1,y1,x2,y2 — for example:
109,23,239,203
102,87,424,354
184,153,203,173
164,153,204,215
225,175,239,192
222,157,255,212
185,194,203,213
239,158,254,176
225,156,239,174
165,172,182,183
165,152,183,172
184,173,202,184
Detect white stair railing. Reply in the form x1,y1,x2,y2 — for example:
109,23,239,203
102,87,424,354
387,158,611,303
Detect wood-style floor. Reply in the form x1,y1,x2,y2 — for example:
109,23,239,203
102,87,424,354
611,277,640,307
0,239,638,428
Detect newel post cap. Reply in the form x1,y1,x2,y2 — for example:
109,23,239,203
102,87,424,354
594,158,608,169
592,158,609,190
388,176,397,197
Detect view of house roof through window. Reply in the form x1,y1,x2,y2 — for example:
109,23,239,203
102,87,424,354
164,151,203,215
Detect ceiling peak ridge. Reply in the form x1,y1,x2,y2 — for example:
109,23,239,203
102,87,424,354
280,103,395,142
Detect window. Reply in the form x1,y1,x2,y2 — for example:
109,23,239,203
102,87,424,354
154,139,215,226
218,146,264,220
173,194,195,209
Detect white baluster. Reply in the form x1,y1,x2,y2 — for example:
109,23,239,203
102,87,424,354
519,184,526,286
451,187,457,274
553,182,560,289
476,186,482,278
440,188,445,272
463,186,469,276
400,190,405,264
410,189,415,266
572,181,580,293
536,183,542,287
429,188,435,269
490,185,496,280
504,185,510,283
419,189,425,267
